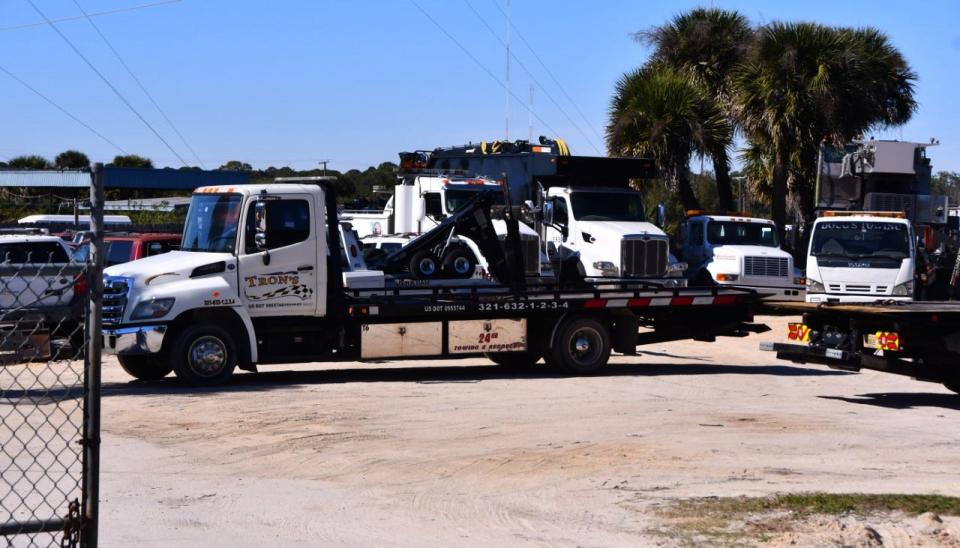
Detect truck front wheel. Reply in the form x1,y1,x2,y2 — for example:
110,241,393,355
547,316,611,374
118,355,173,381
170,324,238,386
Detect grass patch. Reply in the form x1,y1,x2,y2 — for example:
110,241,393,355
655,493,960,545
663,493,960,519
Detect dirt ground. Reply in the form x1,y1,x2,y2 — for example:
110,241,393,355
96,315,960,546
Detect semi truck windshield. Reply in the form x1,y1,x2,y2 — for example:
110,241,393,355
570,192,645,222
444,188,505,213
182,194,243,253
811,221,910,259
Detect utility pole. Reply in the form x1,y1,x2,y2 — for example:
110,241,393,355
318,159,331,177
504,0,511,141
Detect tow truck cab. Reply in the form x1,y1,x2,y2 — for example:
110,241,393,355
676,213,804,300
805,212,915,303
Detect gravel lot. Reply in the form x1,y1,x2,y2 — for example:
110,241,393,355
96,315,960,546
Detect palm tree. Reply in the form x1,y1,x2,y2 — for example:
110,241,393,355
638,8,753,211
731,23,916,233
607,64,731,210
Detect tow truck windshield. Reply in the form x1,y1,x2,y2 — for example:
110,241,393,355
444,187,505,213
707,221,778,247
182,194,243,253
570,192,645,222
811,221,910,259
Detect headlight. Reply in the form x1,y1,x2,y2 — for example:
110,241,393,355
130,297,175,320
715,273,739,282
892,281,913,296
807,279,825,293
593,261,616,272
794,277,806,286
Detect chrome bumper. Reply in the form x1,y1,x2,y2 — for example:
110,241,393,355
102,325,166,355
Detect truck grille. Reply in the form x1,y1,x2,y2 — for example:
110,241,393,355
744,256,788,277
102,276,130,326
621,237,668,278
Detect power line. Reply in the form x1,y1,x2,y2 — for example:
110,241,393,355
489,0,606,147
71,0,205,168
1,0,181,32
463,0,602,154
0,63,127,153
26,0,189,167
408,0,563,140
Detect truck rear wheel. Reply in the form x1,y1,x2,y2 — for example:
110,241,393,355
170,324,238,386
442,248,476,278
547,316,611,374
409,250,440,279
118,355,173,381
485,351,542,369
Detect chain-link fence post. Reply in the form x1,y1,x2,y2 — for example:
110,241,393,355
82,163,104,547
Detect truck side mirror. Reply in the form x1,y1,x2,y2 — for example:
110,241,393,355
543,201,554,226
655,202,666,228
254,201,268,250
254,200,271,265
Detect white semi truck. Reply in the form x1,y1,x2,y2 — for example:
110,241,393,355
676,212,804,300
414,139,685,285
101,182,759,386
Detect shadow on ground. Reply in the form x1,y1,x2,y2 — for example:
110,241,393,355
39,361,854,398
820,392,960,411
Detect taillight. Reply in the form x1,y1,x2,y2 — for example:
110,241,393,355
350,244,358,258
74,274,87,297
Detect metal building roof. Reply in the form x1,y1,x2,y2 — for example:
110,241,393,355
0,167,251,190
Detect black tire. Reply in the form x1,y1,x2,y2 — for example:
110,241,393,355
485,351,542,368
409,250,440,279
442,248,476,278
547,316,611,374
118,355,173,381
170,324,238,386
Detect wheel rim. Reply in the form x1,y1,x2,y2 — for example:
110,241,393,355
188,335,228,377
452,256,472,275
418,258,437,276
568,327,602,367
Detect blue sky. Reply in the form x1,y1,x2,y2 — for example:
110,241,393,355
2,0,958,173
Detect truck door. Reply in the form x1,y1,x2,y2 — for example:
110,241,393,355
237,195,320,317
683,220,707,271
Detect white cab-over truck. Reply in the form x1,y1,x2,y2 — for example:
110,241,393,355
676,213,804,300
805,212,915,303
102,182,759,386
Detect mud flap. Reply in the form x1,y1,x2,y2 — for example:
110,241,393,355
611,311,638,355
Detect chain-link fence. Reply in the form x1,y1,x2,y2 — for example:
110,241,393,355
1,168,103,547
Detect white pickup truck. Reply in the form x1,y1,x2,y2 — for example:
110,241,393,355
675,213,804,300
542,186,684,283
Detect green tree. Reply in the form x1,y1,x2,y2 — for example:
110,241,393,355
110,154,154,168
932,171,960,206
218,160,252,171
7,155,52,169
607,64,731,210
54,149,90,169
638,7,752,211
